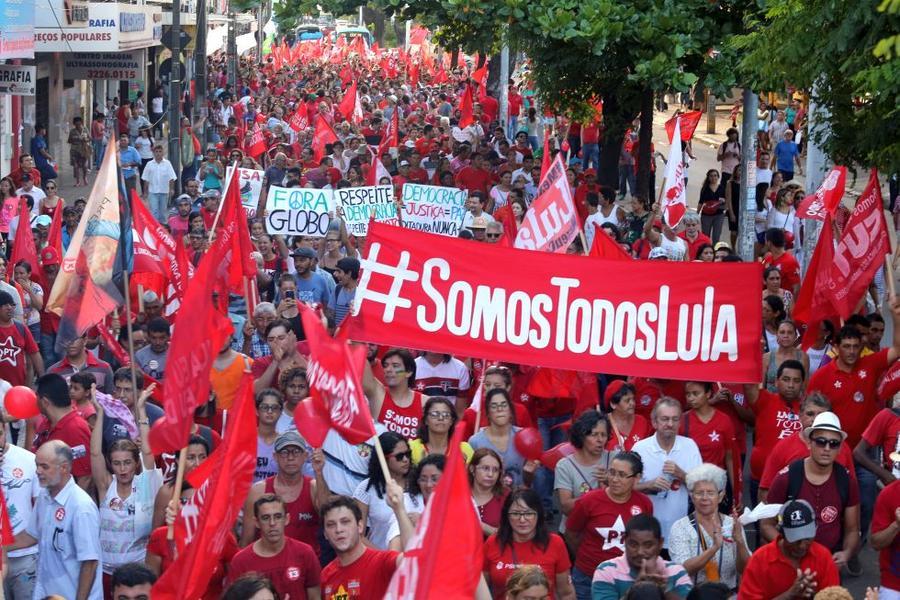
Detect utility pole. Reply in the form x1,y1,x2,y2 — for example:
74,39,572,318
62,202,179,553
168,0,182,178
193,0,208,147
737,88,758,262
256,1,263,65
227,8,237,89
801,87,829,274
499,39,509,137
706,89,716,134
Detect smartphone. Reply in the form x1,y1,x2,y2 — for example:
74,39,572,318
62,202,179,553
284,290,296,300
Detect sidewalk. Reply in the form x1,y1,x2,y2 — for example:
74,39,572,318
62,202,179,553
53,157,100,205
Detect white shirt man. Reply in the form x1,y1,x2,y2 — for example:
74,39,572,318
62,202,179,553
633,399,702,549
141,145,177,222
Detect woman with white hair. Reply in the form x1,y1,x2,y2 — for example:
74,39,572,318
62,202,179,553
668,463,750,591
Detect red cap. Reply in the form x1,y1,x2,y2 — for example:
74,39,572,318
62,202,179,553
583,168,597,177
604,380,628,405
40,246,60,266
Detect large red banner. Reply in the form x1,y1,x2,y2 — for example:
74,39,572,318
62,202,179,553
345,223,762,382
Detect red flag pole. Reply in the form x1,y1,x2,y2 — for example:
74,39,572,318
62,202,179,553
887,254,896,299
207,161,238,243
166,448,188,541
372,437,393,487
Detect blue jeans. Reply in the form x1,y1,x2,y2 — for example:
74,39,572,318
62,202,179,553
148,192,170,223
856,461,877,541
618,165,636,197
40,332,61,366
572,566,593,600
92,140,105,169
582,143,600,171
507,116,518,140
534,413,571,512
528,135,539,152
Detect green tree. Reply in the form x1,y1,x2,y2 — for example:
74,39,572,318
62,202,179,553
735,0,900,173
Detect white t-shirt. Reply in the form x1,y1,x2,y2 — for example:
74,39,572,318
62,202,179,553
352,479,418,549
413,356,471,398
22,281,43,327
134,136,154,160
321,423,387,497
756,168,773,186
2,443,40,557
141,159,178,195
658,235,688,261
150,96,164,114
632,434,702,548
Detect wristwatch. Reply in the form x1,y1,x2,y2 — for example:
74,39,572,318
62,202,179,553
138,419,150,425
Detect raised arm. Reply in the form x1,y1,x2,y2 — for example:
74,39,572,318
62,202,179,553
89,386,112,496
136,384,157,471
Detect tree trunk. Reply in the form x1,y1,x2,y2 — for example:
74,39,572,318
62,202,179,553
596,90,636,188
636,88,654,201
450,48,460,69
362,6,386,47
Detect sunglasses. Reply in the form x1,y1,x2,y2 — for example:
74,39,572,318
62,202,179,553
391,451,412,461
811,437,841,449
485,233,501,239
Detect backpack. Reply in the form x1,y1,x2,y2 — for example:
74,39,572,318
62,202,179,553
786,458,850,510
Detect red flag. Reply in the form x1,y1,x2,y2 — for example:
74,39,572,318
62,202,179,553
471,62,488,88
287,103,309,133
0,485,15,568
337,80,359,123
794,214,837,349
409,25,429,45
131,192,187,291
433,66,448,85
246,123,267,159
147,220,235,454
45,200,64,259
540,128,552,177
796,166,847,221
10,196,46,290
221,171,258,292
311,115,339,163
660,117,688,228
408,62,419,89
825,169,890,319
386,426,482,598
458,84,475,129
665,110,702,142
366,151,391,187
590,224,633,260
514,155,580,253
297,304,375,447
152,372,257,600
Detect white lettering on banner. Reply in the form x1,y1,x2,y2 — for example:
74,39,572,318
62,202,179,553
515,156,578,252
355,244,739,362
831,200,883,279
306,357,361,427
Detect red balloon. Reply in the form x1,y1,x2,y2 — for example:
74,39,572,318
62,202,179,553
292,397,330,448
540,442,576,470
514,427,544,462
5,386,38,420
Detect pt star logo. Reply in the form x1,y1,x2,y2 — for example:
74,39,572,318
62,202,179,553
858,370,867,379
833,380,842,389
596,514,626,551
709,430,720,442
0,336,21,366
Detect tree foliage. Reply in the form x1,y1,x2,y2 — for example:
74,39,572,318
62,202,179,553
735,0,900,173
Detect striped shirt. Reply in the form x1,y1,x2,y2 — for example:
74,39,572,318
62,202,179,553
592,555,692,600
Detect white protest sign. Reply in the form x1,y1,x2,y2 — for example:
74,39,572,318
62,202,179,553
400,183,467,237
226,166,265,217
264,186,334,236
335,185,397,236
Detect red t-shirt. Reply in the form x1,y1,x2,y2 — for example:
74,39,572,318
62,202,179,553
761,251,801,292
320,547,398,600
606,415,652,452
767,463,860,552
759,432,856,490
145,527,238,599
32,411,92,477
629,378,686,418
377,390,426,439
482,533,571,599
406,167,429,184
678,232,713,261
715,383,749,452
680,409,735,470
229,538,321,599
455,166,494,197
862,407,900,470
807,348,890,447
479,95,499,123
749,390,802,479
564,488,653,574
581,124,600,144
508,93,523,117
872,479,900,591
0,322,38,386
737,538,839,600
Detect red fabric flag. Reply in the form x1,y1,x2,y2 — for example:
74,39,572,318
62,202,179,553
408,62,419,89
471,62,489,88
254,112,267,126
10,196,46,290
337,80,359,123
409,25,429,45
221,171,258,293
590,224,633,260
45,199,64,259
796,166,847,221
514,155,580,253
458,85,475,129
665,110,703,142
433,67,448,85
147,220,235,455
540,128,552,177
0,485,15,568
152,371,257,600
246,123,267,159
366,151,391,187
386,426,482,598
825,169,890,319
296,304,375,447
311,115,339,163
287,103,309,133
794,214,838,348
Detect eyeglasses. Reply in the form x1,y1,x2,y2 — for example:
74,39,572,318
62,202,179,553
391,451,411,461
811,437,841,449
488,403,509,411
427,411,453,421
608,470,636,480
508,510,538,520
259,404,282,412
417,475,441,485
476,465,500,474
691,490,720,499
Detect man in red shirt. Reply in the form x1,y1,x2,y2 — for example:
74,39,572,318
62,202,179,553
761,228,801,296
574,169,601,225
320,496,402,600
229,493,321,599
32,373,92,489
871,479,900,596
455,153,494,197
479,90,498,124
855,405,900,486
406,151,429,184
763,412,859,567
47,334,115,393
507,86,523,138
0,291,43,387
739,499,840,599
8,154,42,188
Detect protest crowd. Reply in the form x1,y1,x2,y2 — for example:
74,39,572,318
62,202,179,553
2,28,900,600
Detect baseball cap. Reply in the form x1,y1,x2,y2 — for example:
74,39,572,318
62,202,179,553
176,194,192,204
291,247,317,259
583,168,597,177
802,411,848,442
202,189,221,199
40,246,60,266
604,380,629,405
399,160,410,167
34,215,51,227
648,247,669,260
779,499,817,542
714,241,732,252
20,173,31,182
274,430,307,452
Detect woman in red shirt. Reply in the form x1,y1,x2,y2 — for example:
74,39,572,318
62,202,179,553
470,448,507,537
482,489,574,600
682,381,738,511
605,381,651,452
